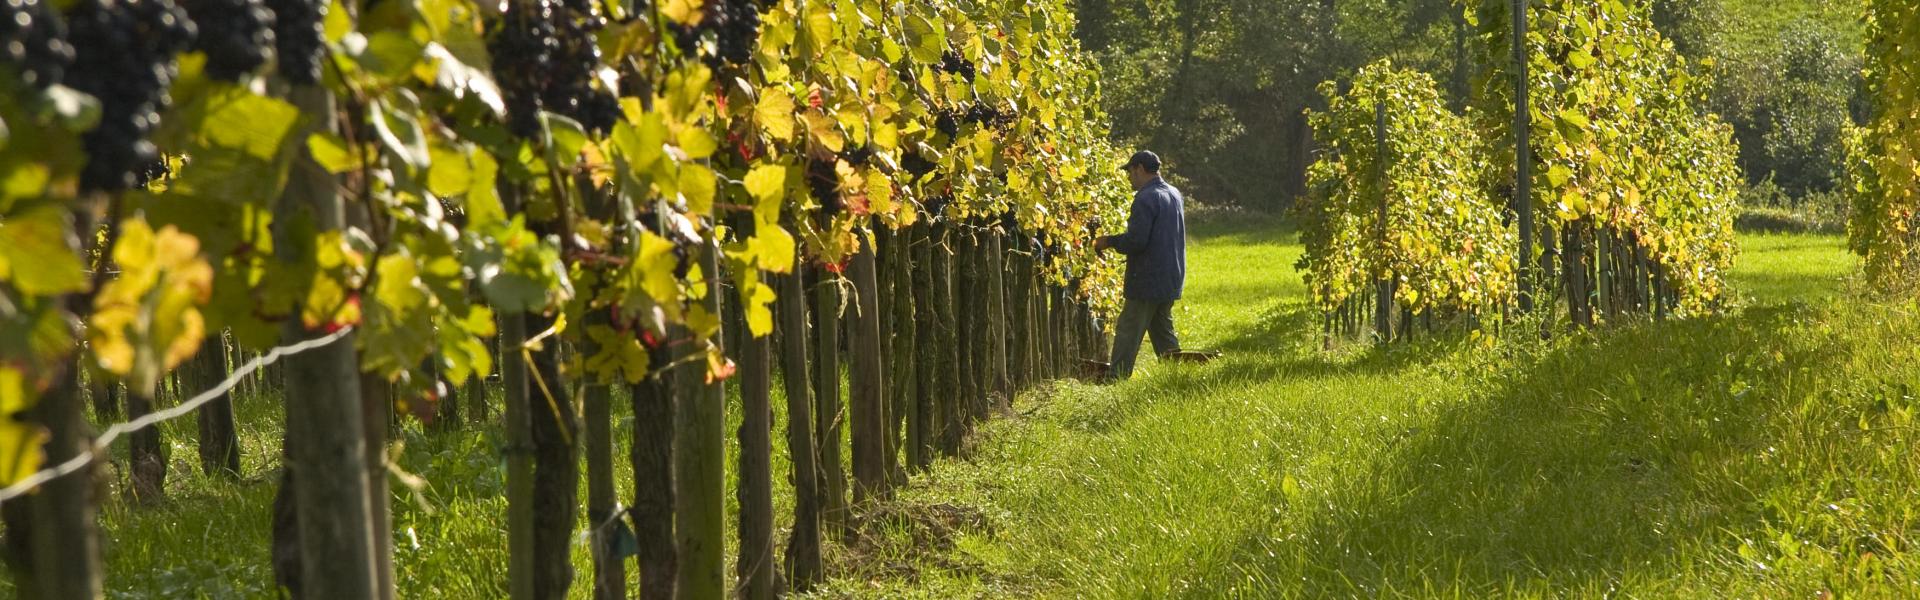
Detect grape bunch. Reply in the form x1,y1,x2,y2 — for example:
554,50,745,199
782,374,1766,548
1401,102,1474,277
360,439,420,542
488,0,559,137
921,195,951,220
805,157,842,219
964,103,1012,129
542,8,618,133
66,0,198,192
1,0,76,90
263,0,322,84
840,144,871,168
488,0,618,137
936,50,974,83
900,151,936,180
182,0,274,82
669,0,762,68
934,109,960,139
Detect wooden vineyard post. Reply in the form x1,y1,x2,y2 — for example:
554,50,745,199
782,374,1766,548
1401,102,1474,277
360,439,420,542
502,310,536,600
124,388,165,502
931,223,961,455
194,334,241,478
736,279,775,600
582,316,624,600
676,239,727,599
910,222,936,470
19,357,103,598
275,83,379,600
1566,220,1593,328
1372,98,1393,344
631,342,677,600
956,229,981,423
848,226,889,505
811,263,850,535
985,229,1010,409
358,374,395,600
1513,0,1535,313
776,268,822,591
886,226,916,485
1007,233,1033,391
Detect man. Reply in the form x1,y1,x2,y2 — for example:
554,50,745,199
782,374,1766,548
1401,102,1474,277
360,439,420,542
1094,150,1187,381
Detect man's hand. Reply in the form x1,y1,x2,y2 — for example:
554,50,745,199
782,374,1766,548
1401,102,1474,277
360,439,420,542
1093,236,1110,251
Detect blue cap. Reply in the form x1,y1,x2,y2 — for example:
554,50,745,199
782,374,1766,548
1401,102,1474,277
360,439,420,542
1121,150,1161,172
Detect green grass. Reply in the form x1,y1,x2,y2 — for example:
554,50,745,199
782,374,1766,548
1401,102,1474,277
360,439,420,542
18,215,1920,599
814,216,1920,598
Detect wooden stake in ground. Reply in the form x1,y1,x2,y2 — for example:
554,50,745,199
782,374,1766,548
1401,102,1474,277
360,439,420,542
776,268,822,590
985,229,1010,408
578,309,623,600
931,223,960,454
848,227,889,504
501,309,536,600
583,373,623,600
194,334,240,478
909,221,935,471
811,264,849,535
630,341,676,600
528,309,581,598
274,83,379,600
676,239,727,598
358,374,395,600
735,270,776,600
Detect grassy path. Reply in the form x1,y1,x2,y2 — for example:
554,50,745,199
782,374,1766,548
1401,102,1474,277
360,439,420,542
825,216,1920,598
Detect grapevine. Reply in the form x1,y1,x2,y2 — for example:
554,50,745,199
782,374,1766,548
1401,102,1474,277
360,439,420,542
1845,0,1920,292
1298,62,1514,330
1469,0,1741,320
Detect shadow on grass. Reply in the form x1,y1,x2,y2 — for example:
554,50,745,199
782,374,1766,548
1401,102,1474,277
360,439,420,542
1203,303,1850,595
1049,301,1465,435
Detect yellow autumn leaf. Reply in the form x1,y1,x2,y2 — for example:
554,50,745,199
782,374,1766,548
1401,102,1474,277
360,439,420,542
634,231,682,309
755,89,797,143
90,219,214,399
743,164,787,222
803,109,845,153
750,224,797,274
737,274,776,337
678,162,718,215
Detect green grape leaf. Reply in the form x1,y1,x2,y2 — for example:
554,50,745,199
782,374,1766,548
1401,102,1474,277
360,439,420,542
743,164,787,222
0,203,88,296
371,99,431,169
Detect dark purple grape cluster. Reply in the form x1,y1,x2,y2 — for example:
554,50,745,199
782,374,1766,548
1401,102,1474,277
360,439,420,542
66,0,198,192
840,144,871,168
805,157,841,219
934,109,960,139
542,7,617,133
936,50,974,83
669,0,761,69
1,0,76,90
900,151,936,180
488,0,558,137
263,0,322,84
182,0,274,82
922,195,950,220
488,0,619,137
964,102,1012,128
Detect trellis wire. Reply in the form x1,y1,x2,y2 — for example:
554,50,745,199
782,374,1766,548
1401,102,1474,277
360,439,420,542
0,327,355,504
